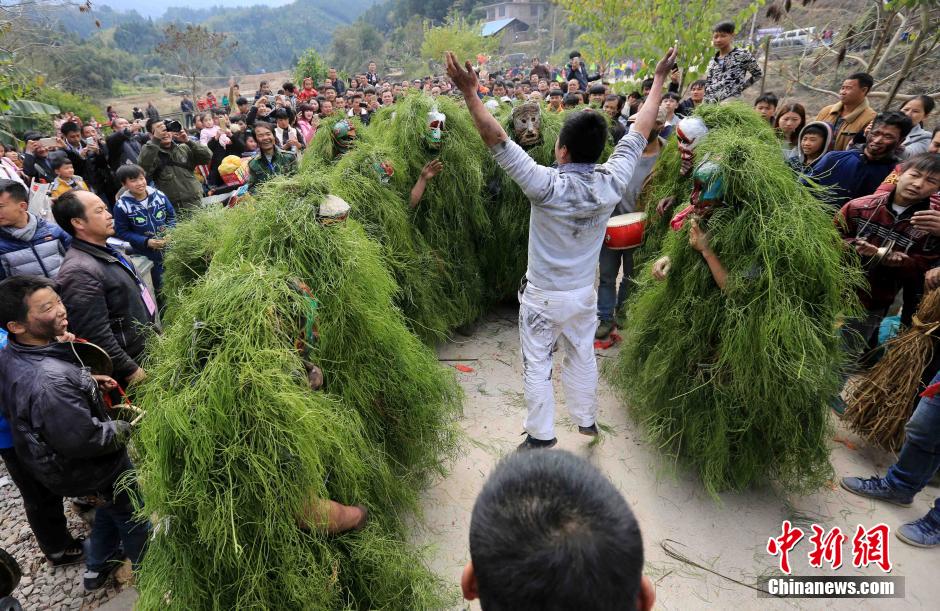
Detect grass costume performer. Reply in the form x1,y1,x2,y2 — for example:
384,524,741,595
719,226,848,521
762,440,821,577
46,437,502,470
610,102,861,494
132,170,461,608
370,93,493,328
325,136,460,342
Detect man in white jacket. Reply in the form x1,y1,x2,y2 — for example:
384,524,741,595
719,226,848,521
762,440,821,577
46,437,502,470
446,45,678,449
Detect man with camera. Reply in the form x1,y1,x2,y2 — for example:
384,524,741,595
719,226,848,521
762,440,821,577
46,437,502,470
137,118,211,214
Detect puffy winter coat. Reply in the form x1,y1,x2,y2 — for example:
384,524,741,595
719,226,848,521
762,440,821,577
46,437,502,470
0,214,71,280
113,186,176,261
0,340,132,497
56,239,161,382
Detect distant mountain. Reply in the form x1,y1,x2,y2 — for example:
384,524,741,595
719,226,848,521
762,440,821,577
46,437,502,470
94,0,293,20
43,0,382,73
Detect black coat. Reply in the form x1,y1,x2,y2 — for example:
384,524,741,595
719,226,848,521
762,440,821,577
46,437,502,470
0,340,132,497
56,239,160,382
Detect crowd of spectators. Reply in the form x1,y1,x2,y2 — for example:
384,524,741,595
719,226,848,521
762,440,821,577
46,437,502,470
0,15,939,599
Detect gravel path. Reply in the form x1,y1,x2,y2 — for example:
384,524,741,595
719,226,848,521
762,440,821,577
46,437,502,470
0,464,127,610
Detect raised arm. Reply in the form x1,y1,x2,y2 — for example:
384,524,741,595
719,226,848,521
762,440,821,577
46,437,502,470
445,52,507,148
633,46,678,141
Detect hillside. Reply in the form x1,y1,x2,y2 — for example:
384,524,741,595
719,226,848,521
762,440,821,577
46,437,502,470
41,0,379,73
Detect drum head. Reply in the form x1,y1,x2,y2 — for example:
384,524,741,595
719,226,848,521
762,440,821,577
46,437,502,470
68,341,113,376
0,548,21,598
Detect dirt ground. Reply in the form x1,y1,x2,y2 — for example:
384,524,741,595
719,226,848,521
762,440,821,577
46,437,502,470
106,70,292,120
410,304,939,610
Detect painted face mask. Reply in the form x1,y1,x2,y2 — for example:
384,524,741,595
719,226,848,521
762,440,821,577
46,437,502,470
675,116,708,177
670,157,725,231
372,159,395,184
330,119,357,153
511,102,542,148
427,107,445,150
317,194,351,225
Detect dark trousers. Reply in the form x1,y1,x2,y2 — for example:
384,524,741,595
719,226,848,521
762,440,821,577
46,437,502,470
0,447,74,557
85,479,149,572
886,369,940,524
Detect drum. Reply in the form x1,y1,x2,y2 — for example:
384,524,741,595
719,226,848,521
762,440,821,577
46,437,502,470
604,212,646,250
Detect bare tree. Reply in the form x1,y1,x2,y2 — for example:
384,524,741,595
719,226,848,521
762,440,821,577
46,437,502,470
156,24,236,101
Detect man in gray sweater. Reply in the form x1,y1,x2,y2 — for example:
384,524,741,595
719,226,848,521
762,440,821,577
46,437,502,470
447,45,678,449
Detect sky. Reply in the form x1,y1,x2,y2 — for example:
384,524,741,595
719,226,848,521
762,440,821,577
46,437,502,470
94,0,294,19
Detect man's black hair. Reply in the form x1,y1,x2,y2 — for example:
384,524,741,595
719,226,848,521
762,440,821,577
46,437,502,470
60,121,80,136
690,79,707,89
664,91,681,101
0,275,56,333
568,50,581,59
846,72,874,93
714,20,735,34
933,125,940,137
641,77,654,91
755,92,778,107
604,94,621,104
115,164,146,184
252,121,275,135
548,89,564,98
589,84,606,95
558,111,609,163
146,118,163,134
282,82,296,93
324,86,336,93
22,131,43,143
562,93,580,108
0,178,28,203
51,189,89,237
50,155,72,171
364,86,377,95
901,152,940,177
271,108,290,120
236,96,249,106
469,450,644,611
872,110,914,141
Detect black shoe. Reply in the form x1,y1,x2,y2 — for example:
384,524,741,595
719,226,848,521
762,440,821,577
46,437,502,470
83,550,124,592
578,423,599,437
595,320,614,340
517,435,558,450
47,536,85,567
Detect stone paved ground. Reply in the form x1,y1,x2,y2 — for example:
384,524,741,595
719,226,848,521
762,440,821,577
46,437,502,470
0,469,127,610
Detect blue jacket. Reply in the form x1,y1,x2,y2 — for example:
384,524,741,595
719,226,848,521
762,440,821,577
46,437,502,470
113,186,176,260
805,149,897,209
0,214,71,280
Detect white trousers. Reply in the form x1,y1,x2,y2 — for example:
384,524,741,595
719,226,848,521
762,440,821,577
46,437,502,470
518,280,599,440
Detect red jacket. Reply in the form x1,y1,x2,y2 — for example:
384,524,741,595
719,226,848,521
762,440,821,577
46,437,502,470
836,189,940,310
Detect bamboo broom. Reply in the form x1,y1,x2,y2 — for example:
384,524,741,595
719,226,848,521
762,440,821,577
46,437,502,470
842,289,940,452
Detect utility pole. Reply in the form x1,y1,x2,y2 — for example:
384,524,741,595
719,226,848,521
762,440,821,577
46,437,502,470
551,6,556,56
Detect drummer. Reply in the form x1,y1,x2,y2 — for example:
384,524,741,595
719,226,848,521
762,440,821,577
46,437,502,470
446,46,678,450
596,109,667,340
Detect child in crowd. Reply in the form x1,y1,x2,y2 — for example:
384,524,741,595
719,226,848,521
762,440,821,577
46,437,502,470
754,93,778,124
112,164,176,301
199,113,230,147
786,121,833,173
48,157,88,201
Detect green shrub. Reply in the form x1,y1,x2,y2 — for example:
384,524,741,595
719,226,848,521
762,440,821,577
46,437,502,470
33,88,105,123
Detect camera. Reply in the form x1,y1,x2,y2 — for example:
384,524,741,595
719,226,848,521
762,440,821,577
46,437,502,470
165,120,183,133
